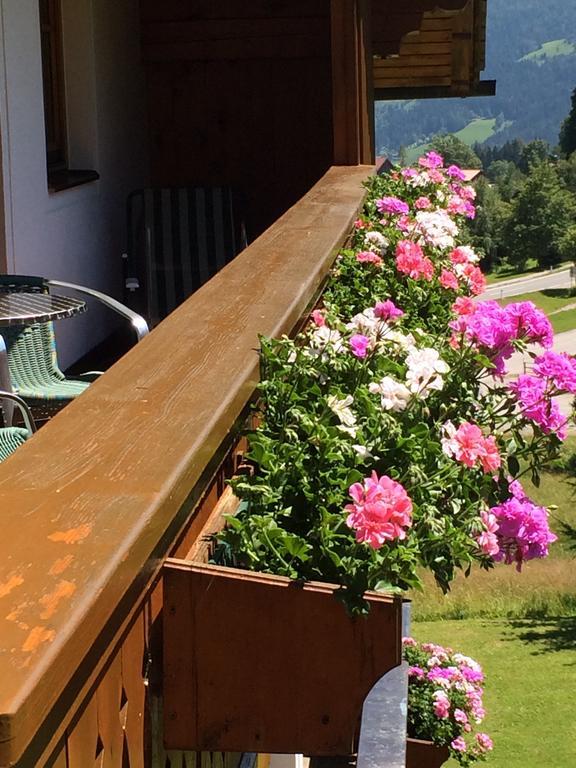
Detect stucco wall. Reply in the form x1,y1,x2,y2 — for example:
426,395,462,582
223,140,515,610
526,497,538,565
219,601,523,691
0,0,149,366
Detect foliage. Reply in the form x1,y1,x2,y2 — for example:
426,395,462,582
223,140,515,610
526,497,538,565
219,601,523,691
466,179,511,270
557,224,576,261
504,161,576,269
484,160,525,202
404,638,492,766
217,155,570,614
518,139,551,173
559,86,576,157
428,135,482,169
557,152,576,192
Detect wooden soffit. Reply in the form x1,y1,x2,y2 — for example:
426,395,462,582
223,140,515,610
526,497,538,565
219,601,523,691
373,0,495,99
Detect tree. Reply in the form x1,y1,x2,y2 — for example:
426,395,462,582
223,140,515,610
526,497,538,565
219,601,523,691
519,139,550,173
466,178,511,271
428,134,482,168
504,161,576,269
557,224,576,263
486,160,526,201
559,86,576,158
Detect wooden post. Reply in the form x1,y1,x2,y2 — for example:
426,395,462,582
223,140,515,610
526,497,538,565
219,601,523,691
331,0,374,166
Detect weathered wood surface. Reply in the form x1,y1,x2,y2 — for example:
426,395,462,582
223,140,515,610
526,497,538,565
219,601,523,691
373,1,486,95
143,0,333,239
0,165,371,767
331,0,374,166
163,560,402,755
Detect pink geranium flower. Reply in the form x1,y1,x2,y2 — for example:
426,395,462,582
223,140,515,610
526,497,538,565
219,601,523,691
452,296,476,316
440,269,459,291
462,264,486,295
395,240,434,281
533,350,576,393
446,164,466,180
311,309,326,327
476,733,493,752
345,471,413,548
441,421,501,473
433,691,451,719
450,245,478,265
356,250,382,266
477,510,500,556
451,737,467,753
509,374,568,439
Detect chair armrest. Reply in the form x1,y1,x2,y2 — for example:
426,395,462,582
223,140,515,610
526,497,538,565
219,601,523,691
73,372,102,382
0,391,37,434
46,280,150,342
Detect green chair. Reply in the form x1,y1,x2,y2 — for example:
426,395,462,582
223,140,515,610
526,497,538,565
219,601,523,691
0,275,149,421
0,390,36,462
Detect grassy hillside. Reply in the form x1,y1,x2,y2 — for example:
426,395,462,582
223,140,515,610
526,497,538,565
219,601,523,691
520,39,576,64
405,118,498,163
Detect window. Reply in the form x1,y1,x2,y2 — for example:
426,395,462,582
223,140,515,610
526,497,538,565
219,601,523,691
39,0,99,192
40,0,67,170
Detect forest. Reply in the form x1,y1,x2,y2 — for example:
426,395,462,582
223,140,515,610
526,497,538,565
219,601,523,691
418,89,576,276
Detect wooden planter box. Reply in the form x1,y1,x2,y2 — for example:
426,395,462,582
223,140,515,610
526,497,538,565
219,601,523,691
163,558,403,755
405,737,450,768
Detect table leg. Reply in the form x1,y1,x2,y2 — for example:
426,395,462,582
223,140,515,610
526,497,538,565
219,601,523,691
0,334,14,427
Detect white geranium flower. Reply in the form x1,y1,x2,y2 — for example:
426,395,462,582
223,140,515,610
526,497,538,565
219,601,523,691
415,210,459,250
406,172,428,188
347,308,391,342
304,325,345,359
405,347,450,397
363,230,389,254
369,376,412,411
352,444,375,460
387,330,416,352
327,395,357,436
441,420,459,458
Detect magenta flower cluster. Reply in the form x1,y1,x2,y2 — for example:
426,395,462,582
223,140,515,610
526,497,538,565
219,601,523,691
509,374,568,438
376,195,410,216
506,350,576,438
480,480,558,570
403,638,493,764
451,299,553,375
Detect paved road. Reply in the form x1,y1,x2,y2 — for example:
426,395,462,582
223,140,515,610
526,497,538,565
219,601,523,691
483,267,573,300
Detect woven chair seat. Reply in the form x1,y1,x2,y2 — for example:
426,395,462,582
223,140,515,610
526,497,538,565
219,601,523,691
0,426,29,462
2,322,88,402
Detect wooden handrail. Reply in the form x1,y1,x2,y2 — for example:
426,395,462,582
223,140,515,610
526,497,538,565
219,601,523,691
0,165,371,766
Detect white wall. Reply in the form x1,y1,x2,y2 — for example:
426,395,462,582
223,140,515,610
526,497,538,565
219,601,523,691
0,0,149,366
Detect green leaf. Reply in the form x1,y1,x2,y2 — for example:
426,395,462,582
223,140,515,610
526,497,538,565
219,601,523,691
507,455,520,477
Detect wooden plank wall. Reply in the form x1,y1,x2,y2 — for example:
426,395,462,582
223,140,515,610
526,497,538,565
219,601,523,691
372,0,478,94
141,0,334,240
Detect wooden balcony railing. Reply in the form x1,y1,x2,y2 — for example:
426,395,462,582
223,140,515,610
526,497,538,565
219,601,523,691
0,165,371,768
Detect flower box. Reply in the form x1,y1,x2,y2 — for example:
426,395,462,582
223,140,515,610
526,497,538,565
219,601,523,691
162,557,403,755
406,737,450,768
